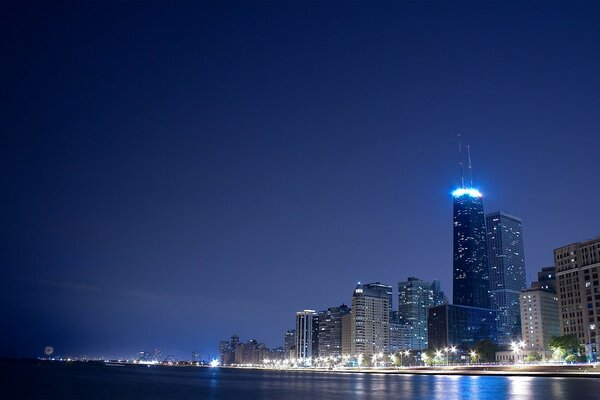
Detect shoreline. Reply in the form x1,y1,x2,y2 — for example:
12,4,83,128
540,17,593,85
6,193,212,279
223,364,600,378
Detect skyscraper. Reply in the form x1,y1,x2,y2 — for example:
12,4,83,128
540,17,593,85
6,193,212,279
350,282,392,356
295,310,319,362
486,211,527,344
398,277,446,350
318,304,350,357
453,187,490,309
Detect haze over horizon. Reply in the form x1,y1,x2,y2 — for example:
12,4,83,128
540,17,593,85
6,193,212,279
2,2,599,359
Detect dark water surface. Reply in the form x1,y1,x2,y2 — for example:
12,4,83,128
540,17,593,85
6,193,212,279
2,360,599,399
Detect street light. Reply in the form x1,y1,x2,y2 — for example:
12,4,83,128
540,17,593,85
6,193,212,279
511,341,525,364
470,350,477,365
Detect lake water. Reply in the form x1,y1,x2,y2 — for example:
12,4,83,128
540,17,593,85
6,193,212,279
3,360,599,399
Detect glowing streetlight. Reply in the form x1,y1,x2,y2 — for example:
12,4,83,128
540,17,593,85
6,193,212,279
470,350,477,364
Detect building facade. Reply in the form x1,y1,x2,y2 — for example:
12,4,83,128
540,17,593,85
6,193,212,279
453,188,491,309
389,311,412,352
351,282,392,356
428,304,497,350
318,304,350,357
485,211,527,344
520,283,559,355
555,237,600,361
398,277,446,350
295,310,319,361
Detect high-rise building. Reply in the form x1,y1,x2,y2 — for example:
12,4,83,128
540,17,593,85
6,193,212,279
520,267,559,357
485,211,527,344
389,311,412,352
453,188,490,309
555,237,600,361
284,329,296,359
428,304,497,350
351,282,392,356
295,310,319,361
398,277,446,350
318,304,350,357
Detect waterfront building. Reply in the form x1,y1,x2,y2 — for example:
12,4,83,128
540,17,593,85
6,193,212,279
485,211,527,344
453,187,490,309
318,304,350,357
428,304,497,350
295,310,319,361
520,270,559,357
351,282,392,356
555,237,600,361
284,329,296,359
398,277,445,350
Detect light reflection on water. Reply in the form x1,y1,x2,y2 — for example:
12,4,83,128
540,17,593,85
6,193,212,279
248,370,598,400
6,361,600,400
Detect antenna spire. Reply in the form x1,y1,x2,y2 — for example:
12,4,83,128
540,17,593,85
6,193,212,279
458,134,464,188
467,145,473,187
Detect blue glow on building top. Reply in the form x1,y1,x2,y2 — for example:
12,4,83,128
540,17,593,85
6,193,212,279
452,188,482,198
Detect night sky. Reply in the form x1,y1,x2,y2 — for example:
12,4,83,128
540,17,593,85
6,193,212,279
2,2,599,360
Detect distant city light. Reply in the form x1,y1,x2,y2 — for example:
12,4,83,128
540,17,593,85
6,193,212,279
210,359,220,367
452,188,482,198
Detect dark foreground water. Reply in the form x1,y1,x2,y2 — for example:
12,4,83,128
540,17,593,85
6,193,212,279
2,360,600,399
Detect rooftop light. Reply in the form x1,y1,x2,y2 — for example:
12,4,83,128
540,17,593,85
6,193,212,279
452,188,482,198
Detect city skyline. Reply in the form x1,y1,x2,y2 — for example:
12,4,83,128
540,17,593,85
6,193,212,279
2,2,600,360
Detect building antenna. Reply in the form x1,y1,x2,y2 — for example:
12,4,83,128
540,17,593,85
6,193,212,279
458,134,465,188
467,144,473,187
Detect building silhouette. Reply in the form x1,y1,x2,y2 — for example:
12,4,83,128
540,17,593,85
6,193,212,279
284,329,296,359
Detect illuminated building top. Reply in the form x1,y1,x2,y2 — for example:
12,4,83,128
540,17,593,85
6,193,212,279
452,188,482,198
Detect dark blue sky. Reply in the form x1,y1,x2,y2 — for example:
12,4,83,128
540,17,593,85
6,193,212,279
2,2,599,359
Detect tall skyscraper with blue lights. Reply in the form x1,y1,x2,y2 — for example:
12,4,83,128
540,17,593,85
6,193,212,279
486,211,526,344
452,187,490,309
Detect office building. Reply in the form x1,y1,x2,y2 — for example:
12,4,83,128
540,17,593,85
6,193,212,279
295,310,319,361
486,211,527,344
389,311,412,352
555,237,600,361
351,282,392,356
453,188,490,309
520,269,559,356
318,304,350,357
398,277,446,350
428,304,497,350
